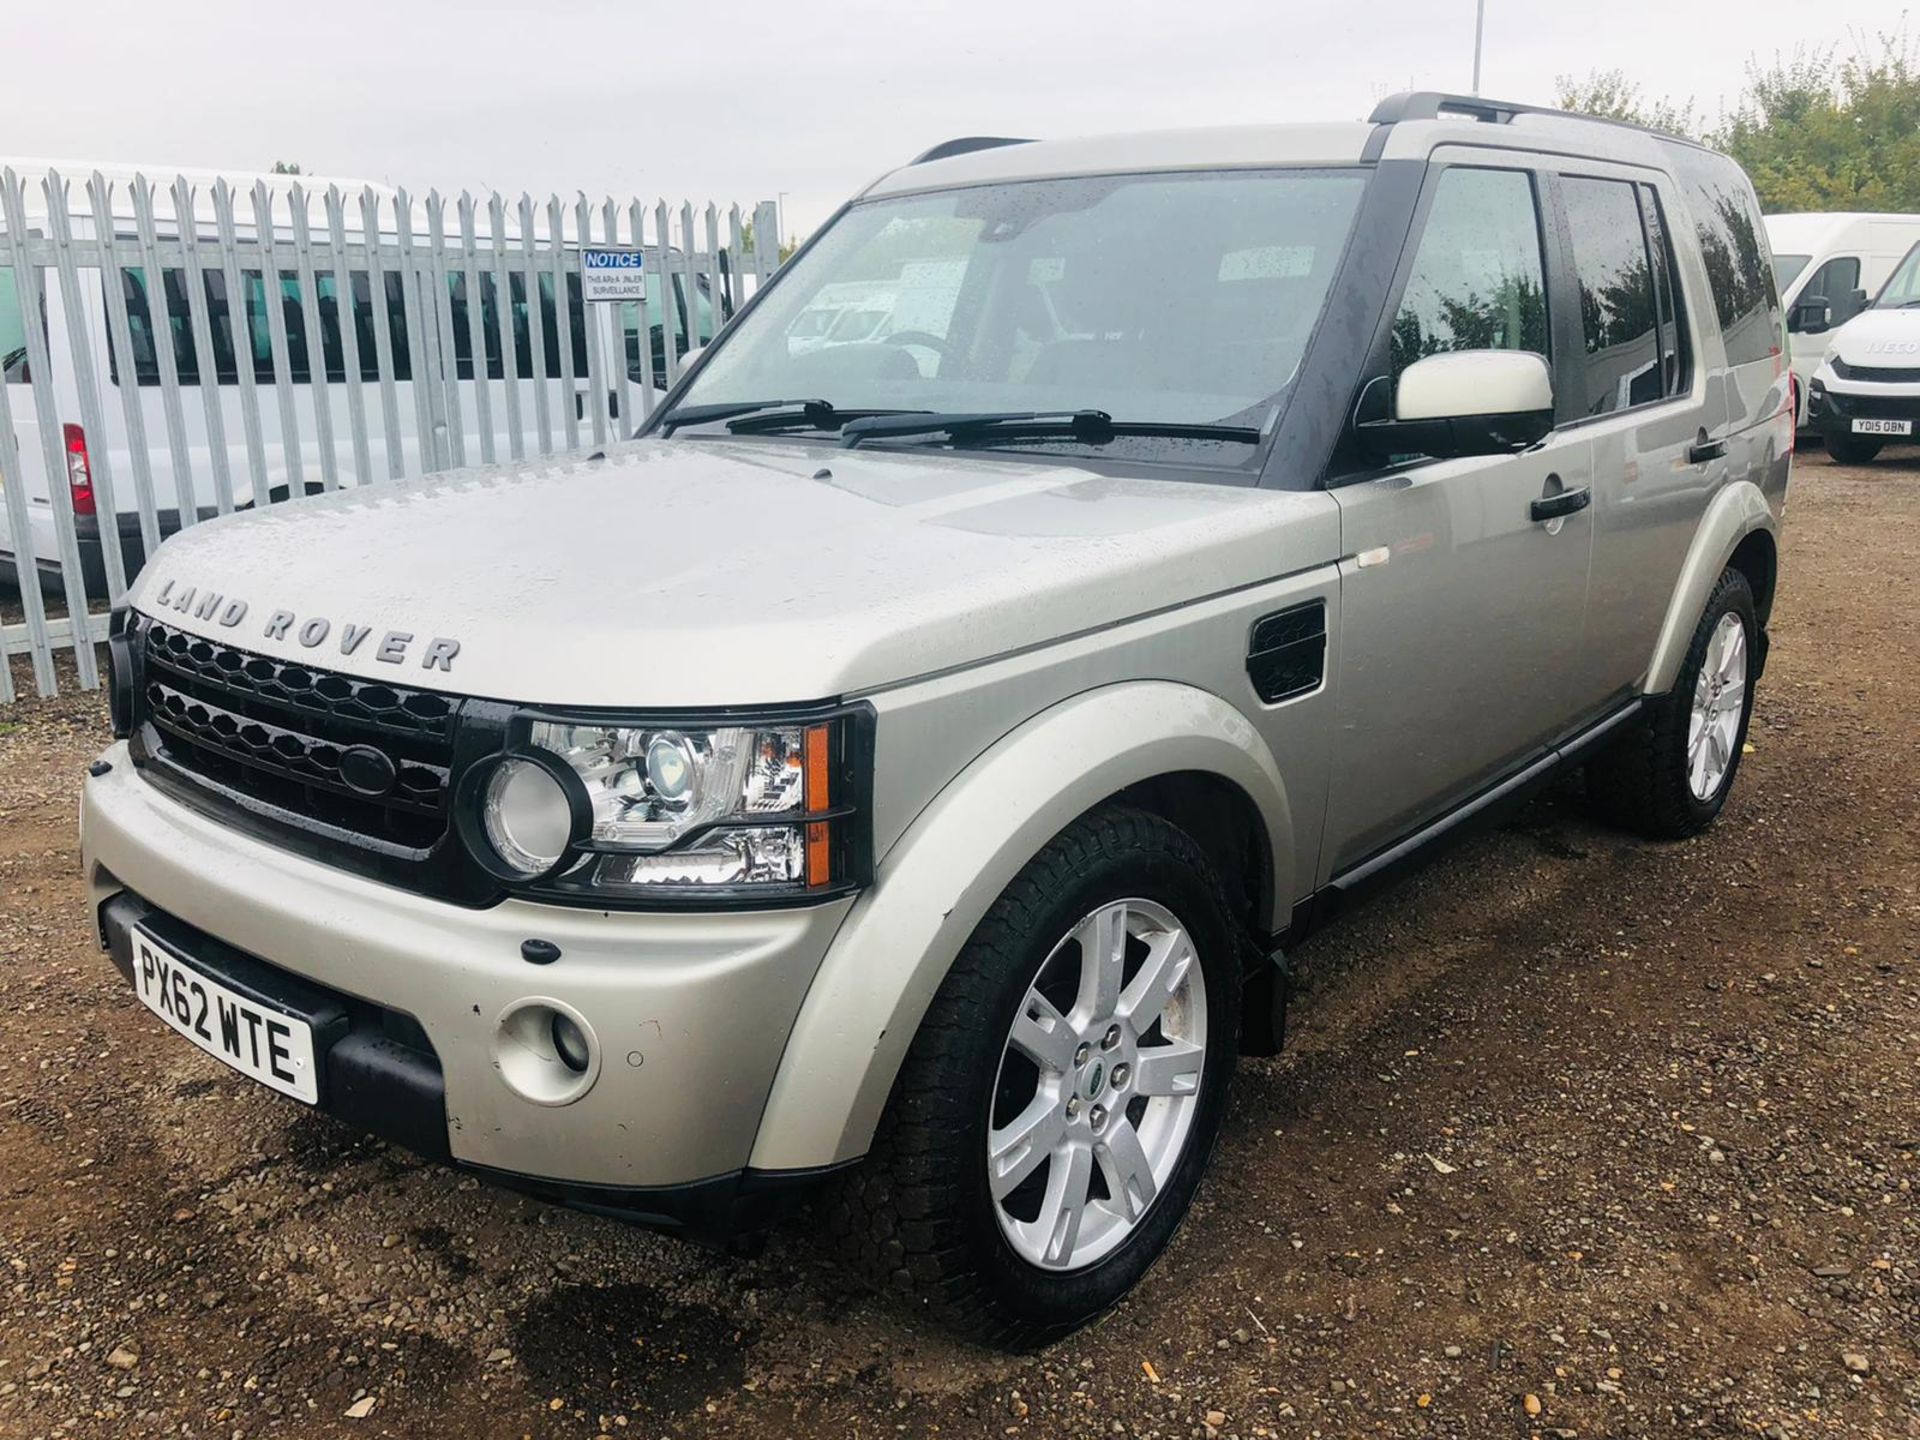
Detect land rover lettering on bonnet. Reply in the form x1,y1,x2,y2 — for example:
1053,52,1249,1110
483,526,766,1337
80,93,1790,1348
148,578,461,671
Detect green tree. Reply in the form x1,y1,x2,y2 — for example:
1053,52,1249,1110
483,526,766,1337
269,161,303,176
1553,69,1700,138
1556,28,1920,212
1721,35,1920,211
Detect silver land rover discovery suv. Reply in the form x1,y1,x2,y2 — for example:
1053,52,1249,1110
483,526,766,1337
80,92,1792,1346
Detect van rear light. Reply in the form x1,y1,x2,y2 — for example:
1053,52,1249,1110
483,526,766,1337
63,423,95,517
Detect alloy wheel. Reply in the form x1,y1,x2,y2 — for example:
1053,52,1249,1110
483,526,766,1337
986,897,1208,1271
1688,611,1748,800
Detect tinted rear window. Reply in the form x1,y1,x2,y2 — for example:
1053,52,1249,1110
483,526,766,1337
1666,146,1780,369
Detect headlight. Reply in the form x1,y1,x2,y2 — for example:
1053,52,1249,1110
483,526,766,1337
461,707,871,903
480,757,577,878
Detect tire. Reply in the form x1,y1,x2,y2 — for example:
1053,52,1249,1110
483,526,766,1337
1587,567,1758,839
827,805,1242,1349
1825,432,1883,464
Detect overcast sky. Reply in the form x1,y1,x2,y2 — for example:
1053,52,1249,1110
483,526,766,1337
6,0,1898,236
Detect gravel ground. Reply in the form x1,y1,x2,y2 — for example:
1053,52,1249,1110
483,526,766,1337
0,449,1915,1440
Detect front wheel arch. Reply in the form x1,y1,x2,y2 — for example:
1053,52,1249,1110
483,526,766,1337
747,682,1293,1175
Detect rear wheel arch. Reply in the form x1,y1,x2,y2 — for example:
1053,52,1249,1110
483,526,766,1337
1644,481,1776,695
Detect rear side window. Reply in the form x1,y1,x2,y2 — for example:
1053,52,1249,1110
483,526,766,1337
1666,147,1780,369
1561,176,1663,415
1390,167,1549,377
1638,185,1690,397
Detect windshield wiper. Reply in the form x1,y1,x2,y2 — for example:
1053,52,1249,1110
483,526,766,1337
658,398,834,436
837,409,1264,450
657,398,926,438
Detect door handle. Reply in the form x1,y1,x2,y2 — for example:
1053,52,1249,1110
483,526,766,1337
1530,485,1591,523
1688,437,1727,464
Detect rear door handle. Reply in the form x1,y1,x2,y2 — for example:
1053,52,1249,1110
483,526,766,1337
1688,437,1727,464
1530,486,1592,523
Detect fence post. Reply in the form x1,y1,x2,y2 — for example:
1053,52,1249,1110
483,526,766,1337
456,193,495,467
2,168,102,688
753,200,780,284
87,172,162,560
43,169,132,602
0,347,56,696
288,184,342,492
359,187,405,481
130,176,200,528
251,180,306,502
486,193,524,462
173,176,236,516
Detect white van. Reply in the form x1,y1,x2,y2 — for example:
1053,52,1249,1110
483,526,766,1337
1766,211,1920,425
1,161,722,591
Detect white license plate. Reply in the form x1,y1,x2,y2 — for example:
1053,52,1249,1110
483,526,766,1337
132,925,318,1104
1852,418,1913,435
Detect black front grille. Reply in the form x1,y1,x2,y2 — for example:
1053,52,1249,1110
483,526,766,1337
1832,357,1920,384
134,617,459,851
1821,389,1920,421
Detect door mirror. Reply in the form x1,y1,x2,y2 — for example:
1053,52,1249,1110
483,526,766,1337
1354,350,1554,462
1790,296,1832,334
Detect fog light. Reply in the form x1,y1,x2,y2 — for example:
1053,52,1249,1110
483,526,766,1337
551,1011,591,1073
492,998,600,1105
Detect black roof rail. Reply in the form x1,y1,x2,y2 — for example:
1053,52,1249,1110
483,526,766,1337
1368,90,1698,144
909,136,1034,166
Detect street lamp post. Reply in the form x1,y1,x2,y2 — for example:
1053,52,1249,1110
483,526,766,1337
1471,0,1486,95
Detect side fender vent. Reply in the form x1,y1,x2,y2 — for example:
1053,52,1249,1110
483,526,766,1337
1246,601,1327,704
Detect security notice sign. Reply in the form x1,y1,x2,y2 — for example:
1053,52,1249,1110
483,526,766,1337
580,247,646,302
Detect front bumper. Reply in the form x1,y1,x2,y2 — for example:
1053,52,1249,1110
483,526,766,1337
80,743,858,1226
1808,377,1920,439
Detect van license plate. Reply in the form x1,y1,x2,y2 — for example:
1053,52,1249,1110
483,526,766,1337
1852,418,1912,435
132,925,318,1104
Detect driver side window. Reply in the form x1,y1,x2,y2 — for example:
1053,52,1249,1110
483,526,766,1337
1390,167,1550,379
1791,256,1862,331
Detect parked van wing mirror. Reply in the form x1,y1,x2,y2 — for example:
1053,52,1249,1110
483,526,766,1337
1354,350,1554,462
1790,296,1832,334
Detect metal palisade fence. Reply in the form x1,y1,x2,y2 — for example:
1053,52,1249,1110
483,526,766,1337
0,165,779,701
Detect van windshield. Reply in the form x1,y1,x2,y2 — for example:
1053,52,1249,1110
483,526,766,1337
670,169,1368,460
1874,240,1920,309
1771,253,1810,294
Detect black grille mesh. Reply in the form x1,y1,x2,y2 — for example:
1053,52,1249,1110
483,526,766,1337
135,617,459,849
1832,357,1920,384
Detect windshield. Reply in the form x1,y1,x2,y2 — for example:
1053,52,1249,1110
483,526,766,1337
671,169,1368,458
1771,253,1811,295
1874,240,1920,308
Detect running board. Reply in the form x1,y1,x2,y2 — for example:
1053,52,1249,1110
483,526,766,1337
1282,698,1645,944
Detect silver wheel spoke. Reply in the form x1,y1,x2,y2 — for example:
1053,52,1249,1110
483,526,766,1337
1075,904,1126,1020
1718,626,1746,682
1132,1039,1204,1097
1096,1119,1157,1221
1119,928,1192,1034
989,1091,1067,1200
1031,1141,1093,1267
1010,991,1077,1074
